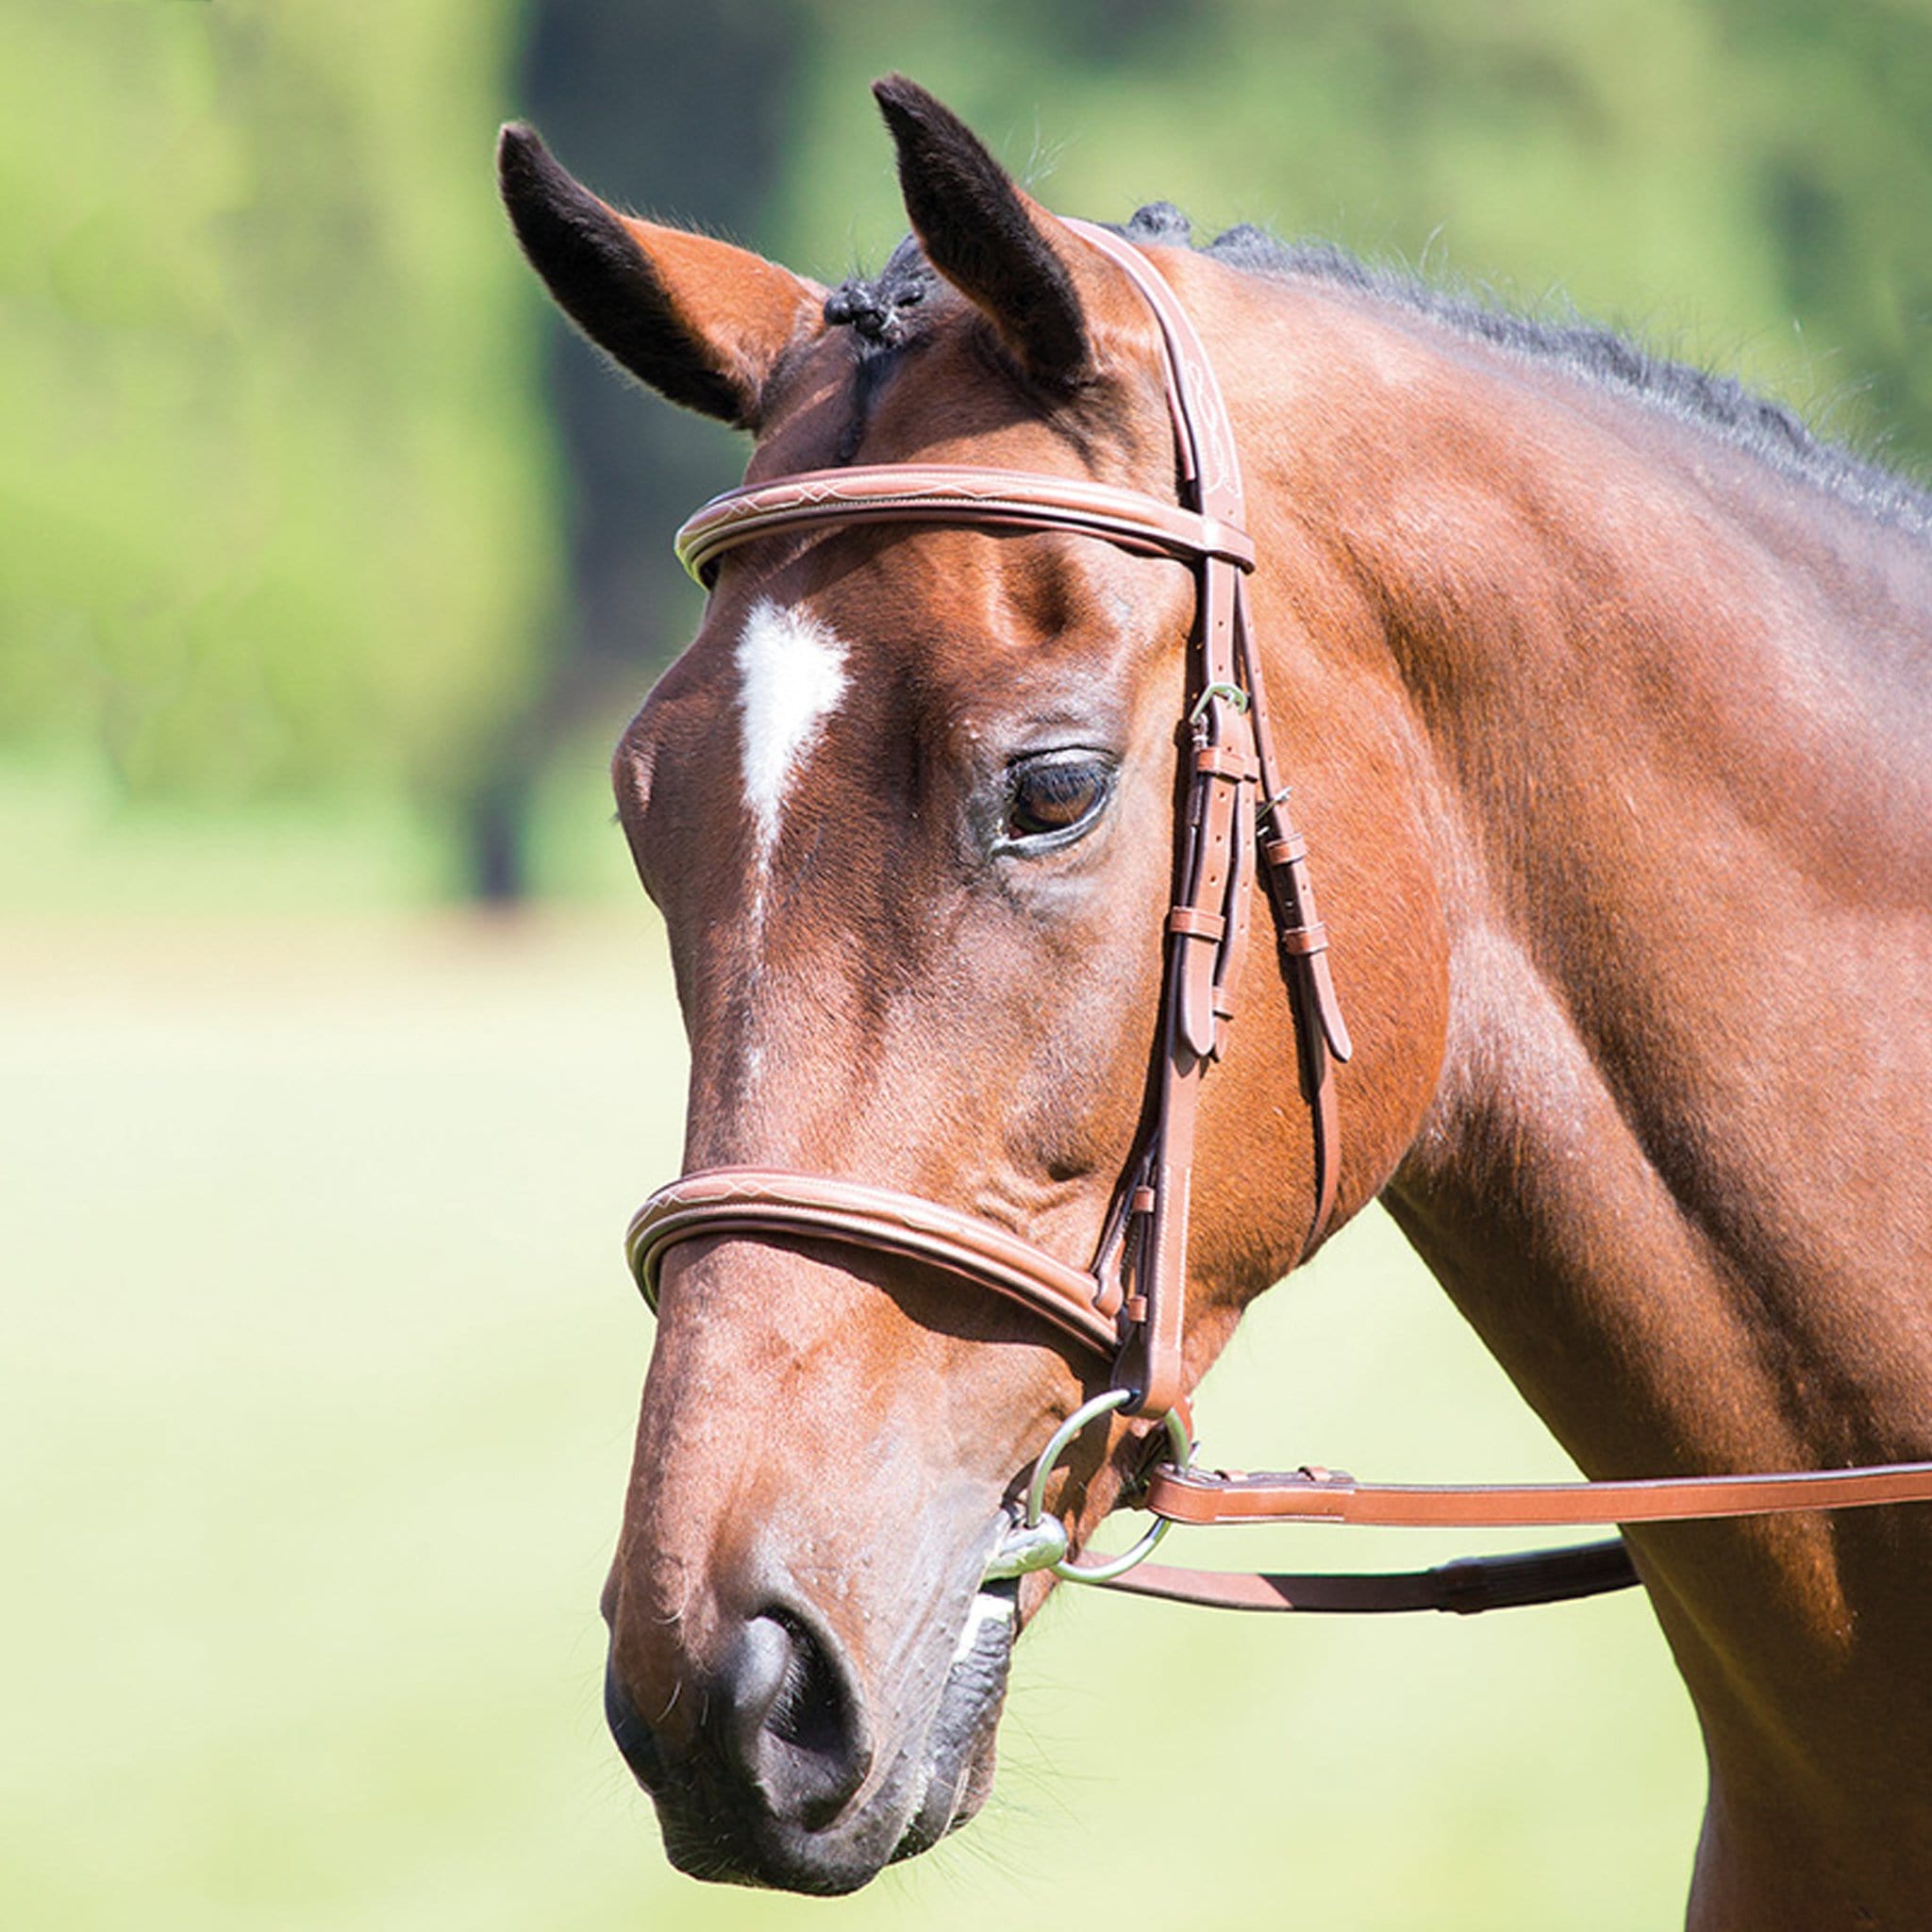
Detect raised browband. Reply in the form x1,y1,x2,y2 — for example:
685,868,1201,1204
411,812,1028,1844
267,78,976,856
674,462,1257,586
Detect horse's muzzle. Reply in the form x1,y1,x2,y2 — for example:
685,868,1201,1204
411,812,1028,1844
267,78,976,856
605,1583,1012,1893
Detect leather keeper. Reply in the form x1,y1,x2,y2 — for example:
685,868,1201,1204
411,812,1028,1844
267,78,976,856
1276,923,1329,957
1262,833,1308,867
1192,744,1259,781
1169,906,1227,941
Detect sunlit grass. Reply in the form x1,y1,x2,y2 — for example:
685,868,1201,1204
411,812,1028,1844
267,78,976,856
3,908,1701,1929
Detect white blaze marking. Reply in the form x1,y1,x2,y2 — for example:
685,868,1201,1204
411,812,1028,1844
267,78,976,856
735,598,851,879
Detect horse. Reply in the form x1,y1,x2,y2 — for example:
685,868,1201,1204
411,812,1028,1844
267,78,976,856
498,75,1932,1925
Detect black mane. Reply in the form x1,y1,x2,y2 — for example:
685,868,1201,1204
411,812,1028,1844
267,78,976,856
825,205,1931,539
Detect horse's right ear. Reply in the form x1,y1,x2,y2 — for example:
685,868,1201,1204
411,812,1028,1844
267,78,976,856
497,124,823,429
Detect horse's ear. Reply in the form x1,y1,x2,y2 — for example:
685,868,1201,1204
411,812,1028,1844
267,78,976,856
497,124,823,429
873,75,1100,391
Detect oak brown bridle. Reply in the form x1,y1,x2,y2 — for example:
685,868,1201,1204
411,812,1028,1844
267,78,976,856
625,218,1932,1616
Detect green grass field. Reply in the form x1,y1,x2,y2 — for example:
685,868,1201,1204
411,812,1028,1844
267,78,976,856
4,907,1704,1930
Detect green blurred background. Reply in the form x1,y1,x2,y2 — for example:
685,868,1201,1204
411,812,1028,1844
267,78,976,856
8,1,1927,1925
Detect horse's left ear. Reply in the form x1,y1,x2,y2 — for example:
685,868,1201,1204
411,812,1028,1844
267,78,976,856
874,75,1109,391
497,124,823,429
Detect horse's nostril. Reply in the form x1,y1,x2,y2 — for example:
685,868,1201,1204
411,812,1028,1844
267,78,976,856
764,1612,849,1761
726,1608,872,1830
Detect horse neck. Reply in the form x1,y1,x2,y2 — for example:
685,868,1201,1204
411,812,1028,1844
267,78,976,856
1219,273,1932,1489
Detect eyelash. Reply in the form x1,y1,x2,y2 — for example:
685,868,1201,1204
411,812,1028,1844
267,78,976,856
998,754,1116,850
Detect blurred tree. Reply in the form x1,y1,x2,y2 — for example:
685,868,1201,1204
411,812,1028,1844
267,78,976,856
485,0,808,899
1,0,556,857
1708,0,1932,466
7,0,1924,902
772,0,1929,474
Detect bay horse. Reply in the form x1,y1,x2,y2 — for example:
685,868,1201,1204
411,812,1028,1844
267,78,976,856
499,77,1932,1925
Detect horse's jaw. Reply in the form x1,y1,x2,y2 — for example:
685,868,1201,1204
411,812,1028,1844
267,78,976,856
621,1577,1018,1894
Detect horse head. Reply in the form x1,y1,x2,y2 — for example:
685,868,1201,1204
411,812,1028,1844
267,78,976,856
501,76,1450,1892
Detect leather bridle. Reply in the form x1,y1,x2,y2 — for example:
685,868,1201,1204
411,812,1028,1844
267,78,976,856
624,218,1932,1616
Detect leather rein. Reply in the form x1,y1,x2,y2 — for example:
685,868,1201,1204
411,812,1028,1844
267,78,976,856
624,218,1932,1617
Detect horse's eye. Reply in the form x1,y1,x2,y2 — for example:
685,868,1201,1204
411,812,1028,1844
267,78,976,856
1002,754,1115,847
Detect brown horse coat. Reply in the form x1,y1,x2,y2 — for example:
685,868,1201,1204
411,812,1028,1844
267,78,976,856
502,77,1932,1925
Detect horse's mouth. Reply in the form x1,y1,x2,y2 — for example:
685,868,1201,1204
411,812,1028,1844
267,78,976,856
888,1578,1019,1862
640,1577,1019,1893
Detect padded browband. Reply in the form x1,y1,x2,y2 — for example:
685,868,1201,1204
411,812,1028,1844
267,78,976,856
675,463,1257,585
